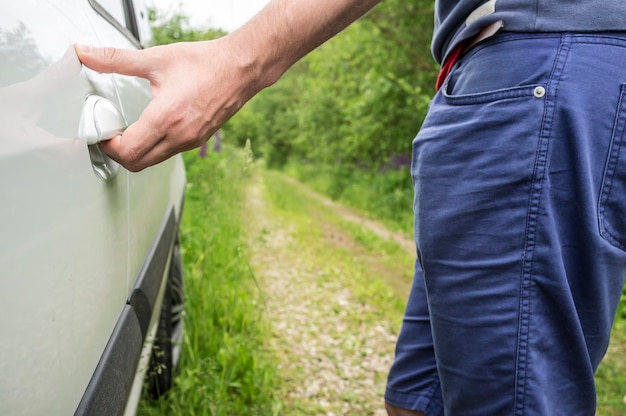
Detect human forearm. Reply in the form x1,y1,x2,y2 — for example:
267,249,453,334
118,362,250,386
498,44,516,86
228,0,382,88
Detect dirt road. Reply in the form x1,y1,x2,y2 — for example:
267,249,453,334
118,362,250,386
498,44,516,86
245,171,414,416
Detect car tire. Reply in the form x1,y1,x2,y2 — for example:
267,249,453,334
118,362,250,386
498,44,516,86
146,238,184,399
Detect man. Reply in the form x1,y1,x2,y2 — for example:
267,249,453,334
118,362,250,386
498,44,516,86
76,0,626,414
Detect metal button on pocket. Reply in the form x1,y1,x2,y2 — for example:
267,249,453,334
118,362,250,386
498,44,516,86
534,86,546,98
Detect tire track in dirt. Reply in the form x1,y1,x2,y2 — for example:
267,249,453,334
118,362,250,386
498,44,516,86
281,176,415,258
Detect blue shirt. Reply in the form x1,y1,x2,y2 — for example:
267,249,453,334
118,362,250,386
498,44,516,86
434,0,626,63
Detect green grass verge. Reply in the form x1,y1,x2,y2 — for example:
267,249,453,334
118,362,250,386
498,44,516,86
137,147,280,416
260,170,410,414
284,163,414,234
596,321,626,415
262,170,411,322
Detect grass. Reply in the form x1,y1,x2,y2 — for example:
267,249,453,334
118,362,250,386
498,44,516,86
258,170,410,414
284,163,414,233
137,145,280,416
262,169,411,325
596,320,626,415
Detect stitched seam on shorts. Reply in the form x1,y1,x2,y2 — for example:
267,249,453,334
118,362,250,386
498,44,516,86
423,377,442,414
514,34,571,416
598,84,626,251
385,377,442,414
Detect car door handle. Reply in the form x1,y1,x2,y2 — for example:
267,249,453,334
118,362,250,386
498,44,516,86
78,95,127,181
79,95,127,145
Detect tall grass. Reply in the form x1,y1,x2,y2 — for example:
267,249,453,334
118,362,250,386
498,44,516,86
138,146,279,416
596,299,626,415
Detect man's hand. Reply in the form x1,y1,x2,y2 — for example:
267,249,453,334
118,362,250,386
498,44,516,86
75,38,262,171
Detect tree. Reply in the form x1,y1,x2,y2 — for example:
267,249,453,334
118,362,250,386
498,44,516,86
225,0,438,172
148,7,227,45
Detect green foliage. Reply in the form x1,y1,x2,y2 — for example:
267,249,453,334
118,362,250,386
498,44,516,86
221,0,437,232
138,148,279,416
148,7,227,45
595,323,626,415
225,63,304,168
224,0,437,172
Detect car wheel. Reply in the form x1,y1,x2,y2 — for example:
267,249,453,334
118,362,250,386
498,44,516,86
146,238,184,399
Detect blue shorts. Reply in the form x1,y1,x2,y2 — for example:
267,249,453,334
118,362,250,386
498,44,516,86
385,32,626,416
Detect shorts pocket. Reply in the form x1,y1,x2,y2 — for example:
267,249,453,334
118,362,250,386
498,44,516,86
599,84,626,251
442,35,559,105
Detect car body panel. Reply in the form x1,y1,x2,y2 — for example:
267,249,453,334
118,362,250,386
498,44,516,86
0,1,186,415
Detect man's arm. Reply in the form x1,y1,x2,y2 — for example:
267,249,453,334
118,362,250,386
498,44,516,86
75,0,381,171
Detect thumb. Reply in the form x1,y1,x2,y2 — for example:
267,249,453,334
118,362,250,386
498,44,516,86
74,44,151,78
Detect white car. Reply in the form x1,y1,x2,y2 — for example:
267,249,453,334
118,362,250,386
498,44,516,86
0,1,186,415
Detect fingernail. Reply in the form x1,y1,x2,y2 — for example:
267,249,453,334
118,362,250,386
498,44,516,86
75,44,93,54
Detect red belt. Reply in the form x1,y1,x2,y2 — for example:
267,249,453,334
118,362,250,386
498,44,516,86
435,20,504,91
436,41,466,91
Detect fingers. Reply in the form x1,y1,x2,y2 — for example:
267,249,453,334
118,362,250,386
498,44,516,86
99,102,166,171
99,136,160,173
76,40,232,171
74,44,152,78
101,131,200,172
99,100,209,172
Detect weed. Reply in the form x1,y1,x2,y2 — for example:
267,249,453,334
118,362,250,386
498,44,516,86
137,147,280,416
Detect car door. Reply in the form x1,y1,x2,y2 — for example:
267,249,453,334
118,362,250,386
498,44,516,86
79,3,186,414
86,0,186,303
0,1,132,414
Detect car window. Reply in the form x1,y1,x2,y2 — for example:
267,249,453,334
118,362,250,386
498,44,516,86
88,0,142,47
94,0,126,26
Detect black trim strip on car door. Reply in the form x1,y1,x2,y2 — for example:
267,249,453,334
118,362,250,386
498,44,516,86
129,206,177,339
74,305,143,416
74,206,177,416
